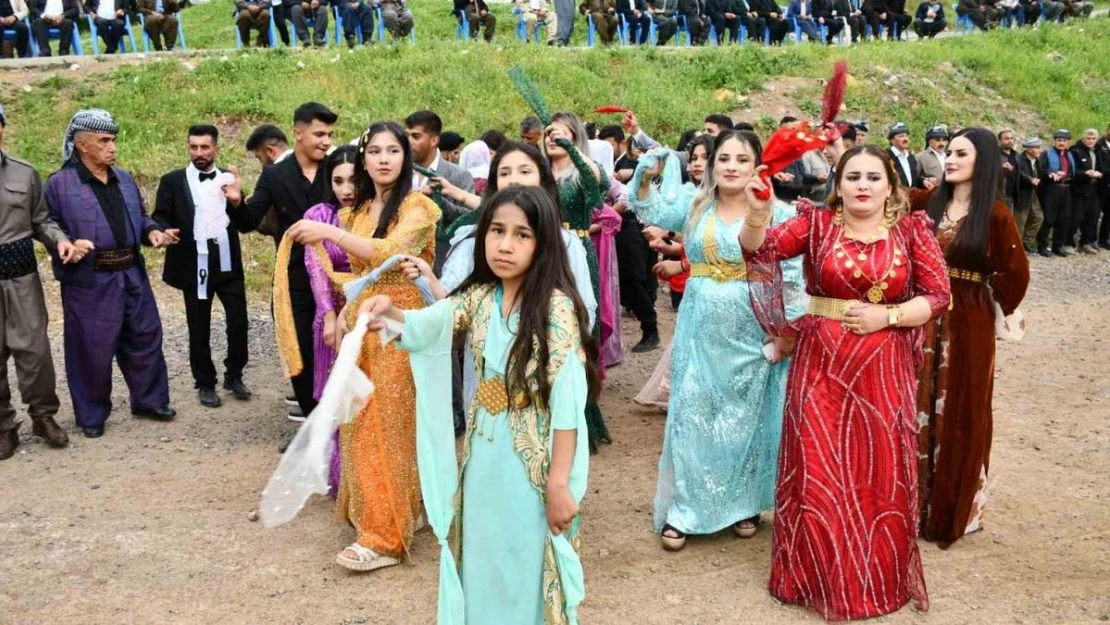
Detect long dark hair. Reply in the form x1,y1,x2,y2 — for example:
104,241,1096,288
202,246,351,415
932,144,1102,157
485,141,559,200
353,121,414,238
324,145,358,206
452,186,600,408
926,127,999,271
686,134,716,186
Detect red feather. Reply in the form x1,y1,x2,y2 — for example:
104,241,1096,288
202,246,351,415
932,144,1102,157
821,60,848,126
754,61,848,201
594,105,629,114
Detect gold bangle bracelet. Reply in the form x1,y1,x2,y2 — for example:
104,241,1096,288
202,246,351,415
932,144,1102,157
744,219,768,229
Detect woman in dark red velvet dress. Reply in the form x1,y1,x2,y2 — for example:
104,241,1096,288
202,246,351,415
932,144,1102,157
914,128,1030,548
740,145,951,620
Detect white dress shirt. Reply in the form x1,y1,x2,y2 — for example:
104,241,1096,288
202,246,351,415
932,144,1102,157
413,151,441,189
891,147,913,184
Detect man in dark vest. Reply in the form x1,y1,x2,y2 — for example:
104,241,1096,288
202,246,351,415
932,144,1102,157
44,109,178,439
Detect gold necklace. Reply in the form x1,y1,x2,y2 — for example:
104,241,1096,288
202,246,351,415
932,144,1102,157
833,228,901,303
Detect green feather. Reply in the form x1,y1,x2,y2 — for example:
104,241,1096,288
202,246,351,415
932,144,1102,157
508,65,553,126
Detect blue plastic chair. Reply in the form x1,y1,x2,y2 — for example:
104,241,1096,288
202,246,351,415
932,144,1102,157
374,7,415,43
233,6,280,48
289,13,330,46
1,18,32,57
675,13,691,45
953,2,973,31
29,18,83,56
333,5,370,44
136,13,187,51
455,9,469,40
512,6,547,42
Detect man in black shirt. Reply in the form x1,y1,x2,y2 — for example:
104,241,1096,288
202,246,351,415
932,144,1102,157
0,0,31,57
242,102,336,434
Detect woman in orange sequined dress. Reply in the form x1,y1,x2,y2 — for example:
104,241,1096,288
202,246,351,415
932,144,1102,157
740,145,951,620
285,121,440,572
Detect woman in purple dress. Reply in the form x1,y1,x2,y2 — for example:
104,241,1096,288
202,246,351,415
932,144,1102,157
303,146,358,495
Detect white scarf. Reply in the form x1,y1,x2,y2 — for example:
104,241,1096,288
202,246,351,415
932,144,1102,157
186,164,235,300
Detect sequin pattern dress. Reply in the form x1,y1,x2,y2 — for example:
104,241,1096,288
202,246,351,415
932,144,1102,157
914,193,1029,547
744,201,951,620
334,192,440,558
628,171,804,536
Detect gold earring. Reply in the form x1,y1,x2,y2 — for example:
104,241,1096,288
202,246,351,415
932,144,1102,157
833,200,844,226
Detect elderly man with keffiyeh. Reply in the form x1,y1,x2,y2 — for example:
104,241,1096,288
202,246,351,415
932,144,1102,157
44,109,178,439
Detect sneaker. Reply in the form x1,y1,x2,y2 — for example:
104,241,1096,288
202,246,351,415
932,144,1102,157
1062,245,1077,256
287,406,306,423
1053,249,1068,258
285,394,299,408
632,331,661,354
1079,244,1100,254
1038,248,1053,257
1023,244,1036,254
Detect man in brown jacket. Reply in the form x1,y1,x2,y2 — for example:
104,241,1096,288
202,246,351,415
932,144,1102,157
236,0,272,47
584,0,617,43
0,104,85,459
136,0,179,50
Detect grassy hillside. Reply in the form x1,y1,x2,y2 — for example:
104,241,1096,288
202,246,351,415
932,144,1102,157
5,10,1110,288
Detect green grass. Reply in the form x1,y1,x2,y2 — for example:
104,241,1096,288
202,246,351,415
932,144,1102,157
7,7,1110,289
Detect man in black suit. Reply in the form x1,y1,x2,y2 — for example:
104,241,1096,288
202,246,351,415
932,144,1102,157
887,122,929,190
30,0,77,56
750,0,789,43
678,0,709,43
615,0,650,43
153,125,253,409
242,102,337,434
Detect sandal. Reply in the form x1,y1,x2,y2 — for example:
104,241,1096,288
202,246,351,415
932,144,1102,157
660,524,687,551
733,515,760,539
335,542,401,572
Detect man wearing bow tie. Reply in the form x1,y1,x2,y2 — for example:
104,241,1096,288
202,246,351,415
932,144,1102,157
153,125,254,409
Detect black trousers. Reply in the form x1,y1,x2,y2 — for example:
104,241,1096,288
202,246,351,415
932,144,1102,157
1,22,30,57
764,15,790,43
617,9,651,42
273,2,292,45
616,212,657,335
1070,192,1100,246
287,286,318,415
913,17,944,37
711,14,741,42
31,18,73,55
93,16,125,52
1036,185,1072,250
183,279,249,390
1099,190,1110,244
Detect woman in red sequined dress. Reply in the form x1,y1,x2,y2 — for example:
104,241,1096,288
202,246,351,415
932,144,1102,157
739,145,951,620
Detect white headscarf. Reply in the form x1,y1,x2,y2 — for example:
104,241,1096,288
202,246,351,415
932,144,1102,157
459,140,491,180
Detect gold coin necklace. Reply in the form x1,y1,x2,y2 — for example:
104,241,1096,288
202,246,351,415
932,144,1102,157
833,225,900,304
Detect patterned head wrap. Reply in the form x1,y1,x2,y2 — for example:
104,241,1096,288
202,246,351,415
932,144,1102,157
62,109,119,166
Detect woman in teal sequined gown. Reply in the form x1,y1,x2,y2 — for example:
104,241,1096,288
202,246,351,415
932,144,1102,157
544,113,612,453
629,131,805,549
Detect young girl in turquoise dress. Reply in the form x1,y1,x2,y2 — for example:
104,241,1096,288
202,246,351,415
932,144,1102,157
358,185,599,624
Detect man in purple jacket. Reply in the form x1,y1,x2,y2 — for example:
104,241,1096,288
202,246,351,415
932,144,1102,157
44,109,178,439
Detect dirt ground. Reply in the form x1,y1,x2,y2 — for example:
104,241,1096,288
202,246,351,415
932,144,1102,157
2,244,1110,625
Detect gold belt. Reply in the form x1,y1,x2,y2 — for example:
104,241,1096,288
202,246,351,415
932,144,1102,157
474,376,529,415
688,262,749,281
948,268,985,283
561,223,591,238
807,295,856,321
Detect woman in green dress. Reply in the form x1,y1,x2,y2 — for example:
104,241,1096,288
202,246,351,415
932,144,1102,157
542,112,611,453
359,186,600,624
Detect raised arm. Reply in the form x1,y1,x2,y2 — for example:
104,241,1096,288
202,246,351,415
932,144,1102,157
627,150,695,232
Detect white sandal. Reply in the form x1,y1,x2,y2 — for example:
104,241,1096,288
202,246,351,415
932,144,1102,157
335,543,401,572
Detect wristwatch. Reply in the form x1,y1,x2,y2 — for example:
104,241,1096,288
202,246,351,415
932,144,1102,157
886,305,902,327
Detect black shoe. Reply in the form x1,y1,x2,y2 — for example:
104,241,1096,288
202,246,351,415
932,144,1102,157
632,331,661,353
1099,241,1110,250
0,425,19,460
198,387,222,408
1053,249,1068,257
285,394,299,408
131,406,177,421
82,426,105,438
31,416,69,448
1037,248,1053,257
287,405,306,423
223,378,253,401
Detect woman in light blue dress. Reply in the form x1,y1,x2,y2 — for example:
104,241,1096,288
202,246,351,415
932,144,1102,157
629,130,805,550
361,186,598,624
